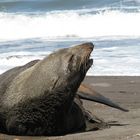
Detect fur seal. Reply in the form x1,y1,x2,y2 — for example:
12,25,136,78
0,42,128,136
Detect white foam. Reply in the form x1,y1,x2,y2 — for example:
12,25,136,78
0,50,140,76
0,10,140,41
0,55,42,74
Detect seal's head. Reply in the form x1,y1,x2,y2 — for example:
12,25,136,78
38,42,94,92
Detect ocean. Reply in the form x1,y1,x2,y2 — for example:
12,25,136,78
0,0,140,75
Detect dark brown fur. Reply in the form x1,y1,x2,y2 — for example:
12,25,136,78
0,43,95,136
0,42,128,136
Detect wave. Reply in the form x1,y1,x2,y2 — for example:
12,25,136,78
0,0,140,13
0,54,45,74
0,53,140,76
0,38,140,76
0,9,140,41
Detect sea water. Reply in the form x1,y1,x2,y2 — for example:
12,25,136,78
0,0,140,75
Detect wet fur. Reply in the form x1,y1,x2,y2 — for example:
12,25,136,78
0,43,94,136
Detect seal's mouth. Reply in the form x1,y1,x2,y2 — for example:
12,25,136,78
85,45,94,71
85,55,93,71
86,58,93,69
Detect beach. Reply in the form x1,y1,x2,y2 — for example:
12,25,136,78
0,0,140,139
0,76,139,140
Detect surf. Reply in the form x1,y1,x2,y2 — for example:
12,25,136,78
0,9,140,41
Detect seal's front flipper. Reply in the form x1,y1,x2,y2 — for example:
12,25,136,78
77,84,129,112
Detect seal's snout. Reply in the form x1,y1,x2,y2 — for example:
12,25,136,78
72,42,94,56
78,42,94,51
71,42,94,72
71,42,94,53
84,42,94,49
79,42,94,57
68,42,94,73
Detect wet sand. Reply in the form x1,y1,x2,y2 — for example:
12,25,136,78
0,76,140,140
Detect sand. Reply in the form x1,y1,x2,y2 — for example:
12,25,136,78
0,76,140,140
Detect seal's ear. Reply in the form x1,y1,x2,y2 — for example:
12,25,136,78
77,84,129,112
